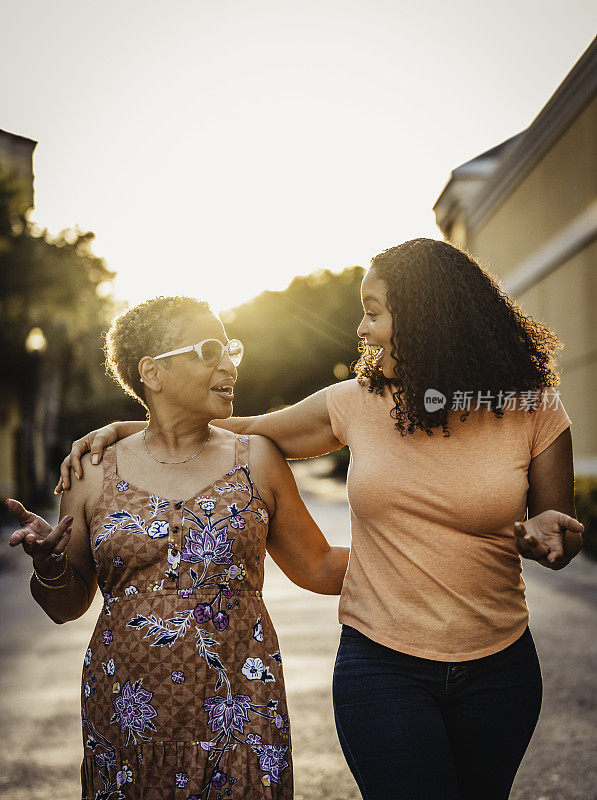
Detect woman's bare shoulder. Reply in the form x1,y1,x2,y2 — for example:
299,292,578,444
246,433,287,466
60,452,104,523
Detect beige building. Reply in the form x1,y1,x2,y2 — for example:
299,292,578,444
0,128,37,500
434,38,597,477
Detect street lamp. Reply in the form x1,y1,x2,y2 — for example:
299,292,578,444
25,326,47,353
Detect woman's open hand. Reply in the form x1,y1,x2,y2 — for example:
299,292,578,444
54,424,120,494
514,510,584,570
6,498,73,574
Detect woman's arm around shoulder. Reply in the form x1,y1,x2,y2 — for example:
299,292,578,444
56,389,341,487
56,381,357,484
248,434,349,594
214,387,344,460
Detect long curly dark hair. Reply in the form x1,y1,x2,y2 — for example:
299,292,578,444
354,238,563,437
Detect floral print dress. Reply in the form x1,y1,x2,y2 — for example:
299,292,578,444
82,436,292,800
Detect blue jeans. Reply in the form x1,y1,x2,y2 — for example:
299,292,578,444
332,625,543,800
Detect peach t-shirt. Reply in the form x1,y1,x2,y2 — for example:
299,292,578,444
326,379,572,661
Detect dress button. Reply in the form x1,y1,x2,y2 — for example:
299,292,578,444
175,501,183,509
172,526,179,534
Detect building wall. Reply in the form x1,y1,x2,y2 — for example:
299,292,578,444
447,216,468,250
514,240,597,465
469,98,597,277
465,99,597,472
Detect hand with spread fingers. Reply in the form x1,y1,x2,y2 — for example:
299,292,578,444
514,510,584,570
6,498,73,576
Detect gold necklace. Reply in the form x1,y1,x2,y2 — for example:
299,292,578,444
143,426,212,464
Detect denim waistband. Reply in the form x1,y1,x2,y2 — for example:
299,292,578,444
339,623,533,668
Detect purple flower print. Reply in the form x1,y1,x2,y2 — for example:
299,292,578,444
116,765,133,786
275,713,290,734
222,588,234,599
237,435,249,444
171,670,185,684
259,744,289,783
227,565,239,580
112,679,157,738
211,771,227,788
247,733,262,746
197,499,216,512
257,508,269,524
204,694,251,734
95,752,117,770
177,587,193,598
112,556,124,568
212,611,229,631
102,630,113,645
116,480,129,492
175,772,189,788
193,603,213,623
228,504,246,530
180,525,233,566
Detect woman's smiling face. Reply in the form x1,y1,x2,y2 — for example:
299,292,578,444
146,313,239,421
357,269,395,380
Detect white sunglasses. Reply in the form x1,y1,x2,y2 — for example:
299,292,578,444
152,338,244,367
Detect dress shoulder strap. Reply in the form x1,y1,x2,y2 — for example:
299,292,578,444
101,443,119,484
234,434,250,469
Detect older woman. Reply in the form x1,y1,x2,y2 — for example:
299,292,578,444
7,296,349,800
57,240,584,800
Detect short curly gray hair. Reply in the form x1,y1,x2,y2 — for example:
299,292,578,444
104,296,215,408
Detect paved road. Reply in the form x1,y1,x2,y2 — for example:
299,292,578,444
1,476,596,800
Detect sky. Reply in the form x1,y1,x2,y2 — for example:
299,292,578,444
1,1,595,311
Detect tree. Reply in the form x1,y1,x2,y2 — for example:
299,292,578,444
0,170,136,505
225,266,365,475
226,266,365,416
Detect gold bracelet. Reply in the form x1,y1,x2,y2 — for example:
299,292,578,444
34,553,69,581
32,569,73,590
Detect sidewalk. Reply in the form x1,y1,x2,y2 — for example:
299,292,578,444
1,464,596,799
